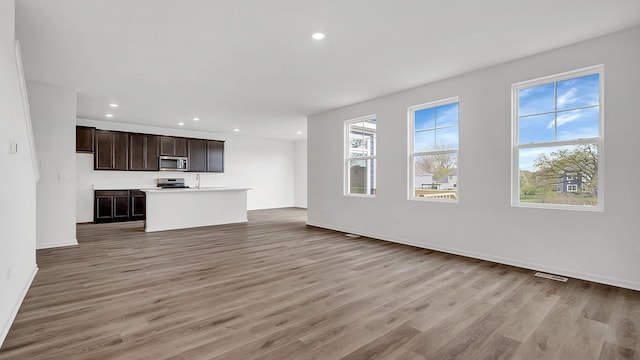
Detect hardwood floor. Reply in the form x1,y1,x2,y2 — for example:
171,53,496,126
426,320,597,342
1,207,638,360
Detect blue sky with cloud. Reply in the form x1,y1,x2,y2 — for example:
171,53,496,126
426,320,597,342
414,102,459,152
518,73,599,171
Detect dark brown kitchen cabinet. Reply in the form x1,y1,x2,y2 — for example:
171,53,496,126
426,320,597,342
207,140,224,173
187,138,207,172
88,128,222,172
76,126,95,153
129,133,159,171
159,136,187,157
95,190,130,222
130,190,146,220
95,130,128,170
187,139,224,173
94,189,145,223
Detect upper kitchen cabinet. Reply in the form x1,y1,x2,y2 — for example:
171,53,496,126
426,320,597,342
159,136,187,157
95,130,128,170
129,133,159,171
187,138,207,172
207,140,224,173
88,129,221,172
76,126,95,153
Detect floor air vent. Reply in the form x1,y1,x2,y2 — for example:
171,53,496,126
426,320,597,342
534,272,568,282
345,233,360,238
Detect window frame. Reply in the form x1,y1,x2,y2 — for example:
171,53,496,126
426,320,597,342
408,96,460,203
344,114,377,197
511,65,604,211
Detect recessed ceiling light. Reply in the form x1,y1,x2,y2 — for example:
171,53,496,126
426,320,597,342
233,128,240,132
312,32,325,40
105,113,114,118
178,122,185,126
193,117,200,121
297,131,303,135
109,103,119,108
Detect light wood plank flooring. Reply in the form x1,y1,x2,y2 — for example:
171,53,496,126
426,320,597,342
1,208,638,359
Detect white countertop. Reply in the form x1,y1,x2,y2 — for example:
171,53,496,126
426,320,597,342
93,185,160,190
141,187,251,193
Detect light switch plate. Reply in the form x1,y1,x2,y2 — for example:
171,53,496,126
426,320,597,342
9,140,18,154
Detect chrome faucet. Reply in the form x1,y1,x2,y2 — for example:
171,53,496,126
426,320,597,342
195,173,201,189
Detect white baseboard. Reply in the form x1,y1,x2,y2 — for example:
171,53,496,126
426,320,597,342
306,221,640,292
0,265,38,349
36,239,78,250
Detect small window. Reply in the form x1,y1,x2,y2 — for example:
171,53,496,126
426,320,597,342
409,97,459,201
345,115,376,196
512,65,603,210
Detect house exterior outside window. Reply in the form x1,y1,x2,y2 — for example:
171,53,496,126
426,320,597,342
344,115,376,196
409,97,459,202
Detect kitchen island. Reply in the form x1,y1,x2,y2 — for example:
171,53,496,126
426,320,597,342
141,187,250,232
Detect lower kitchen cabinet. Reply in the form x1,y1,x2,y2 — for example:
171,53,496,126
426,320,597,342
94,190,145,223
130,190,146,220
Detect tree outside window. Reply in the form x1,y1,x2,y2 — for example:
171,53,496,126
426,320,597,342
409,98,459,201
513,66,603,210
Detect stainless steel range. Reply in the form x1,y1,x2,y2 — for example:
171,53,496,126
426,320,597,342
157,178,190,189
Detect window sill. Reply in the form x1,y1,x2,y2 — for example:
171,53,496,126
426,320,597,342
344,194,376,199
511,202,603,212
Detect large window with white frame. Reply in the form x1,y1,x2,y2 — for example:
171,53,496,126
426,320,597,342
512,65,603,210
345,115,376,196
409,97,459,201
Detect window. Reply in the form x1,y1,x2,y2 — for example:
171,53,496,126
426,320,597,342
409,97,459,201
512,65,603,210
345,115,376,196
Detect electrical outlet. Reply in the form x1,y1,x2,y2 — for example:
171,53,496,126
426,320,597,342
6,268,11,280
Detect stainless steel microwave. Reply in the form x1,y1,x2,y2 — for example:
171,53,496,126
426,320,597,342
159,156,188,171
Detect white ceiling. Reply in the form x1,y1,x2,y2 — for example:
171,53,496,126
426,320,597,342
15,0,640,140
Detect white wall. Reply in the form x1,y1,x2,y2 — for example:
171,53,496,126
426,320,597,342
28,83,77,249
76,119,295,222
0,0,38,347
294,139,307,208
308,26,640,291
